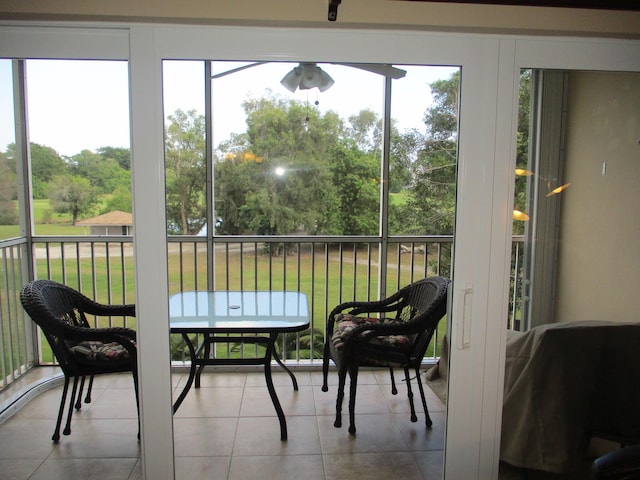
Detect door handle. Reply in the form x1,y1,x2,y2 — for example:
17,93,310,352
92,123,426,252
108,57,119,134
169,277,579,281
456,283,473,350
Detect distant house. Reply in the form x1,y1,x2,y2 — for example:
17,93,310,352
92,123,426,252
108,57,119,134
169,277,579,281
77,210,133,236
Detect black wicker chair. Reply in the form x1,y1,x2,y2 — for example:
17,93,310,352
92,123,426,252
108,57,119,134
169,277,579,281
322,276,449,435
20,279,138,442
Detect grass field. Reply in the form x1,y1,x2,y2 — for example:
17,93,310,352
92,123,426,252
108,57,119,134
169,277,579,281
3,198,447,367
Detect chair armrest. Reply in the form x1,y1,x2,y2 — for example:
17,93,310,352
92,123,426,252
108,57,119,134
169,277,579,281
80,300,136,318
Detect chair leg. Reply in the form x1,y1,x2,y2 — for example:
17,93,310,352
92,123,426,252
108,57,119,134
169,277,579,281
84,375,94,404
414,365,432,428
63,376,80,436
389,367,398,395
75,376,86,410
53,376,70,443
132,367,140,441
322,341,331,392
404,367,418,422
347,364,359,435
334,364,347,428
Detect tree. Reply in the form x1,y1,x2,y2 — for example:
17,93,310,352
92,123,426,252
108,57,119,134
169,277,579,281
329,142,379,235
164,109,207,235
97,146,131,171
4,143,67,199
103,185,132,213
48,174,99,224
234,95,342,237
392,71,459,236
0,151,18,225
347,109,382,155
513,69,532,235
70,149,130,194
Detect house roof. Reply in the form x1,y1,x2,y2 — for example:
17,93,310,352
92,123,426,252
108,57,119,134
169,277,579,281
77,210,133,226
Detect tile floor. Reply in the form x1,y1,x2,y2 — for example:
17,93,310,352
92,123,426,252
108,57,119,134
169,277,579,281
0,367,446,480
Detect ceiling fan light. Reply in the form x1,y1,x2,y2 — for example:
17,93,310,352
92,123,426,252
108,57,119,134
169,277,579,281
280,66,303,92
281,63,335,92
316,68,335,92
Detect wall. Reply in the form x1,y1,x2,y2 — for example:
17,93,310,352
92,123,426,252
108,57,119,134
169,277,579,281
555,71,640,323
0,0,639,39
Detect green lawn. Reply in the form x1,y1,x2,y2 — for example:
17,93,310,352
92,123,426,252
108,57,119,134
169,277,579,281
4,198,445,365
0,199,85,239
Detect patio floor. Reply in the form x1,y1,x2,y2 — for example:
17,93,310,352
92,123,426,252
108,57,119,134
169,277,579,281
0,367,446,480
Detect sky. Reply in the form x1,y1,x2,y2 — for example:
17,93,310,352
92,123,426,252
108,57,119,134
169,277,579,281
0,59,457,158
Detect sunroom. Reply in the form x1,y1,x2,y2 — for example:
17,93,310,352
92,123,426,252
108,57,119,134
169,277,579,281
0,3,639,479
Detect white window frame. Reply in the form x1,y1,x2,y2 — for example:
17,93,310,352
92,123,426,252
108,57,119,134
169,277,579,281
2,22,639,480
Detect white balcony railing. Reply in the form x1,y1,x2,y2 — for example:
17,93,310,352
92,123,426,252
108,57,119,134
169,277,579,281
0,234,525,392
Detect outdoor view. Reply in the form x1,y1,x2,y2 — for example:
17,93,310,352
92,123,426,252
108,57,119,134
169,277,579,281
0,58,463,366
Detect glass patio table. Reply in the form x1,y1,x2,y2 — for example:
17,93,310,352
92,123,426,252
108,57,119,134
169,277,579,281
169,290,310,440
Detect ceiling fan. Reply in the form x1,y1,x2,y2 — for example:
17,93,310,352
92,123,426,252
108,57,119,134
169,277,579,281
211,62,407,92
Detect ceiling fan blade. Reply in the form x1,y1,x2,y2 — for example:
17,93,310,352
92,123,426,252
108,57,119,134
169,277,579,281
211,62,267,79
343,63,407,79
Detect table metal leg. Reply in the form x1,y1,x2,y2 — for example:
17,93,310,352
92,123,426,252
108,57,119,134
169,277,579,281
266,333,288,441
195,333,212,388
173,333,197,413
272,346,299,391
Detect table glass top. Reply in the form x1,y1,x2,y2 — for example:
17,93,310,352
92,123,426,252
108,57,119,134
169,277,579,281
169,291,310,332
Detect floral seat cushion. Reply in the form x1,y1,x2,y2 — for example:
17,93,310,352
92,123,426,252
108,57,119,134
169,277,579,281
69,340,132,364
331,313,413,353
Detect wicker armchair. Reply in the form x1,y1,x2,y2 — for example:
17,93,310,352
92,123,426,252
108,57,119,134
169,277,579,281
322,276,449,435
20,279,138,442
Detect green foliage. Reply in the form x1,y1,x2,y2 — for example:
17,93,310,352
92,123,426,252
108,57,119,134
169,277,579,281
70,149,130,194
392,72,459,236
216,95,345,237
513,69,532,235
276,328,325,360
329,143,379,235
97,146,131,170
103,185,132,213
164,109,207,235
0,151,17,224
5,142,67,199
48,174,99,225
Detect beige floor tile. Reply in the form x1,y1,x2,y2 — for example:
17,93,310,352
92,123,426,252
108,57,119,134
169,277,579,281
47,419,140,458
313,384,341,417
89,372,137,390
396,412,446,452
173,417,238,457
244,370,310,387
0,458,45,480
174,386,243,418
413,450,445,479
333,384,391,416
175,456,231,479
186,370,248,388
318,413,408,454
0,369,447,480
0,419,59,459
233,415,321,456
29,458,138,480
323,451,424,480
80,386,138,419
239,384,316,417
229,454,326,480
10,387,71,421
127,459,143,480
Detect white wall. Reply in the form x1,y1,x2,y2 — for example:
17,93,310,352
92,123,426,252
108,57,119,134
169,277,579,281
555,71,640,323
